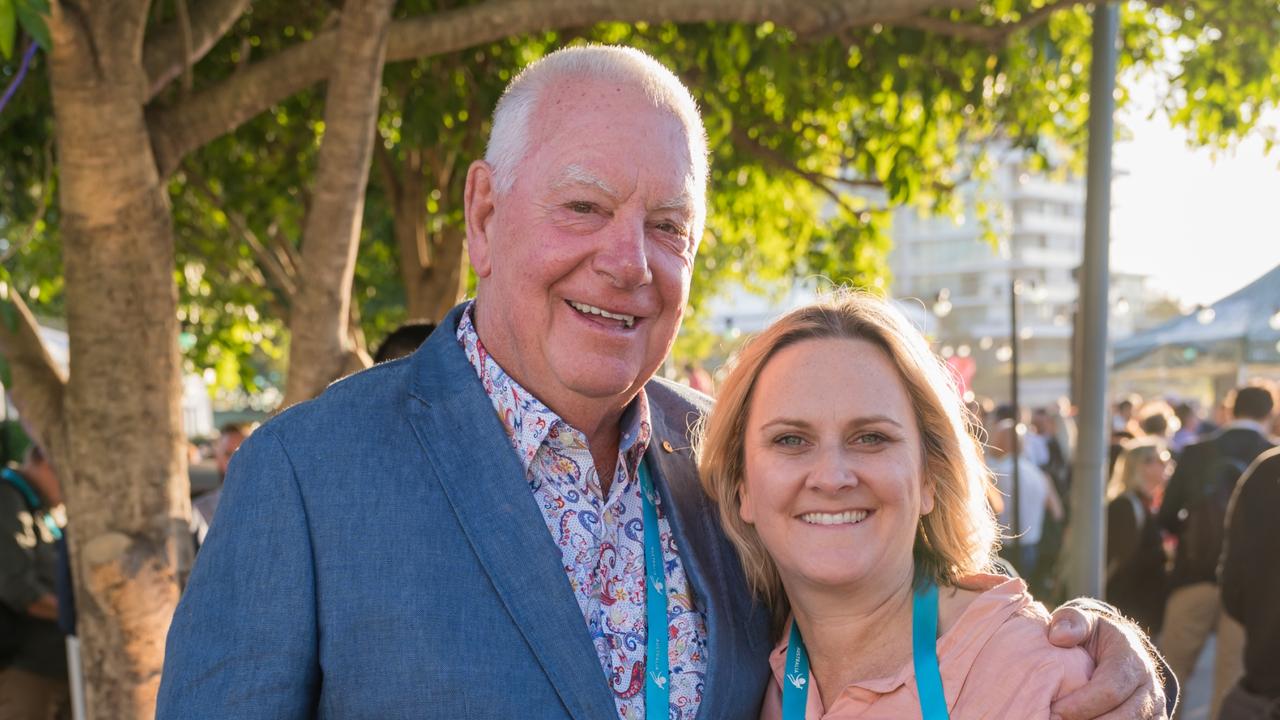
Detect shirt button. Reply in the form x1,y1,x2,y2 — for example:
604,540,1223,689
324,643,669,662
661,440,674,453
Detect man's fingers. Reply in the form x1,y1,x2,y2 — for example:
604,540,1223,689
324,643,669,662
1047,605,1096,649
1050,615,1155,719
1070,675,1166,720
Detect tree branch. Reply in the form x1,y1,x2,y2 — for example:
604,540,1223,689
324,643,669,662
730,127,870,220
147,0,979,177
0,286,68,463
143,0,251,101
897,0,1085,46
184,164,299,299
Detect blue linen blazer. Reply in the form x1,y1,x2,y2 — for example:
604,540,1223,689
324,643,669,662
156,303,772,719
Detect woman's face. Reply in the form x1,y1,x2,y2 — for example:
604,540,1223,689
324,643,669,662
739,337,934,598
1141,449,1171,492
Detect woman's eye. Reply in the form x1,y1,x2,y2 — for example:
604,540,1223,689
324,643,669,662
774,435,805,447
853,433,888,446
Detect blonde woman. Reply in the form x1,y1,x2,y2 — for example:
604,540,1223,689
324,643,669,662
699,292,1096,719
1105,441,1171,637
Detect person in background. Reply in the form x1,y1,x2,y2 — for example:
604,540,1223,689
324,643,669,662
1219,446,1280,719
1139,402,1174,442
372,321,438,364
682,362,715,396
987,420,1065,586
191,422,256,546
0,445,70,720
1159,383,1276,720
1114,398,1138,435
1171,402,1204,457
1105,441,1171,638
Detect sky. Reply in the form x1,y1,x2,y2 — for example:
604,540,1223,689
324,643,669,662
1111,73,1280,307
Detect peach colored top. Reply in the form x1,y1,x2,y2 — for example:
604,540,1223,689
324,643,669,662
760,575,1094,720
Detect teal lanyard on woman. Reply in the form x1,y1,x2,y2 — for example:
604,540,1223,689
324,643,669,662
638,463,669,720
781,582,950,719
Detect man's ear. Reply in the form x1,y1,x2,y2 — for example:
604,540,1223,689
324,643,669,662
464,160,497,278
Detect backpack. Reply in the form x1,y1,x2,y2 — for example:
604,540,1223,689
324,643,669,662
1180,451,1249,583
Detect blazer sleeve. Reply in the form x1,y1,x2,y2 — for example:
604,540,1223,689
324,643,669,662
156,427,319,719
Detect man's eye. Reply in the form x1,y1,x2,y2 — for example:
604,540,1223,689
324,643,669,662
567,201,595,214
656,221,685,235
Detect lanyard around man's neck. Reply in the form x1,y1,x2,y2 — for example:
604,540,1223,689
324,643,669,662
638,462,670,720
780,582,950,720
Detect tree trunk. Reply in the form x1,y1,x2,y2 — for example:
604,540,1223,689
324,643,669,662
382,152,468,323
46,3,189,718
282,0,396,408
408,226,468,322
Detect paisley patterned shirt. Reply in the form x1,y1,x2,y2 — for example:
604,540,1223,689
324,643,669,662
458,303,708,719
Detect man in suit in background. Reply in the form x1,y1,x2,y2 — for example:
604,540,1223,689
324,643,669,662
1159,383,1276,719
157,45,1172,719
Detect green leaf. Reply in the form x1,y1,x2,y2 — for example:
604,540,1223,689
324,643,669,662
0,0,15,60
15,0,49,51
0,298,16,334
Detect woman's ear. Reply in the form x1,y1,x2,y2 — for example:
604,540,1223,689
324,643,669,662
464,160,497,278
738,483,756,525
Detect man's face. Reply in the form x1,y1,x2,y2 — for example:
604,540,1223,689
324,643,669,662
466,77,701,420
215,431,246,475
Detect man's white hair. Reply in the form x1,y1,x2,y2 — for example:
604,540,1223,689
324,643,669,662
484,45,709,199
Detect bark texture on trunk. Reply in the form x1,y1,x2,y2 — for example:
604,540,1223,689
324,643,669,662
281,0,396,408
0,289,68,463
47,4,189,718
377,148,469,322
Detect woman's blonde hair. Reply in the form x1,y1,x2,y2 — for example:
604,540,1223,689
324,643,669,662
697,291,998,629
1106,440,1167,502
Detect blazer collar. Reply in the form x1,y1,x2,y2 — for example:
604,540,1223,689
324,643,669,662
405,303,617,720
644,389,771,719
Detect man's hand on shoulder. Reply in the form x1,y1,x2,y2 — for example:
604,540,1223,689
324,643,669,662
1045,602,1170,720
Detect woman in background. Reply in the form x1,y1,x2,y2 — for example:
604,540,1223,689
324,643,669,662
1105,441,1171,638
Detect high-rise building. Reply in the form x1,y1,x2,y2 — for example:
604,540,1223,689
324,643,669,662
889,151,1162,408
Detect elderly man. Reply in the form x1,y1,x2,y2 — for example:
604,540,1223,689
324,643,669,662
158,45,1170,719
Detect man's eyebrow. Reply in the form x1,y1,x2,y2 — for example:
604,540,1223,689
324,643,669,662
551,164,619,199
653,191,695,214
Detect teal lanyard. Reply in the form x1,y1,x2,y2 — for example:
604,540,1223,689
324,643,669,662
638,463,669,720
781,582,949,719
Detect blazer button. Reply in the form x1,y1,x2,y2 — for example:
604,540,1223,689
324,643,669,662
661,440,674,453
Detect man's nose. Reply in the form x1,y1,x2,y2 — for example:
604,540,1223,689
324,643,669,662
592,217,652,289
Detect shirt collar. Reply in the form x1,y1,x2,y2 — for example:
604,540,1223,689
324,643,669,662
456,301,651,476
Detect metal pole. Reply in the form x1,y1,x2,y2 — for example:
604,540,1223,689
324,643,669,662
1069,0,1119,599
1010,276,1022,571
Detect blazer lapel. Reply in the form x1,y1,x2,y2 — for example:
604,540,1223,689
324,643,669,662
644,395,770,720
404,306,617,720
